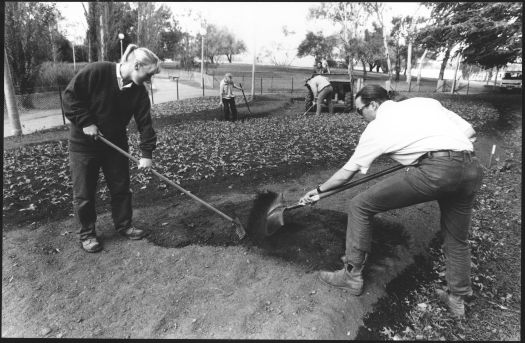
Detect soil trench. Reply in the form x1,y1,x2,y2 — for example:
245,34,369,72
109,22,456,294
2,162,440,339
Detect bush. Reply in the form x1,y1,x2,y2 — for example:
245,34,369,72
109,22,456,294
35,62,88,90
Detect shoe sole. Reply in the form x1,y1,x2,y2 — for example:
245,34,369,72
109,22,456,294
124,235,146,240
81,245,102,253
318,274,363,296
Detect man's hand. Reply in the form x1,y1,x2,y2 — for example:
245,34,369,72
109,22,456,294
82,124,99,137
299,189,320,206
138,158,152,171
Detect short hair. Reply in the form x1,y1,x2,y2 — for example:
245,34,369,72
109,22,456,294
225,73,233,78
121,44,161,74
355,85,407,105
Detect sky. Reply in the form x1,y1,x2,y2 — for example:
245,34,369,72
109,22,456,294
54,2,430,66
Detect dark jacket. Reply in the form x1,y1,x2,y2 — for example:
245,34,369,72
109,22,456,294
62,61,157,158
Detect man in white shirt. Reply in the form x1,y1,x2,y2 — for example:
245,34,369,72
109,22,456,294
219,73,242,121
300,85,483,318
306,74,334,115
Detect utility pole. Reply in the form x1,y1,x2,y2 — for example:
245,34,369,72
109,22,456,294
4,48,22,136
251,26,256,98
200,25,206,89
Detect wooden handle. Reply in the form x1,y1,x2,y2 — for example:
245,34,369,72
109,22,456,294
97,135,236,223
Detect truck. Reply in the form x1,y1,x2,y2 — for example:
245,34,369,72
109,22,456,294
498,71,522,91
304,73,355,113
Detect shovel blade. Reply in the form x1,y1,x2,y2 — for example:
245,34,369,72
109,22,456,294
266,205,287,236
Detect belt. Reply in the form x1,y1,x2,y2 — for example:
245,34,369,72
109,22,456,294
421,150,475,161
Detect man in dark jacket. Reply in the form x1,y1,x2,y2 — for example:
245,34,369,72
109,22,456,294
63,44,160,253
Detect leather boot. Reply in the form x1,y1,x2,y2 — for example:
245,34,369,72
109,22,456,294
436,289,465,318
319,255,367,295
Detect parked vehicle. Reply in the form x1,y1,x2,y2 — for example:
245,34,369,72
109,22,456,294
305,73,354,113
499,71,522,91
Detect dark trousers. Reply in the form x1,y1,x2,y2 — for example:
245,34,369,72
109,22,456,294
317,85,334,115
346,153,483,296
69,147,132,241
222,97,238,121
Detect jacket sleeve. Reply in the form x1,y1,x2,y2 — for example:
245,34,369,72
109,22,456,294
134,89,157,159
62,66,96,129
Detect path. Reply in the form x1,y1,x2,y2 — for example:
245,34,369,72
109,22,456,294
3,77,214,137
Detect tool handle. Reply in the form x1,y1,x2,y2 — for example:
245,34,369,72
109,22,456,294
97,134,236,223
289,164,405,209
318,164,405,199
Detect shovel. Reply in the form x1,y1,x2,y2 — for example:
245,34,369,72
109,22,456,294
97,134,246,240
239,83,252,120
263,164,406,236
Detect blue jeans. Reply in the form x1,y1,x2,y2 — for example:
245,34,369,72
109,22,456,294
69,146,132,241
346,153,483,296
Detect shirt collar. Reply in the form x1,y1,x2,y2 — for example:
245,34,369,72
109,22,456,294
117,63,133,90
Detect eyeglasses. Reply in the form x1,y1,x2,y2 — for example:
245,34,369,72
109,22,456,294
356,102,371,116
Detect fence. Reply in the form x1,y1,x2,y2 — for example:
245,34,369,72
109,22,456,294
4,70,494,136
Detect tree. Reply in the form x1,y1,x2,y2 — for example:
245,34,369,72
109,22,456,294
444,3,521,69
4,2,59,107
361,23,386,73
308,2,370,109
363,2,393,82
297,31,338,63
223,28,246,63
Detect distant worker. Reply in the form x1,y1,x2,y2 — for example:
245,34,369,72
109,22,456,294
305,74,334,115
219,73,242,122
314,60,329,74
322,58,331,74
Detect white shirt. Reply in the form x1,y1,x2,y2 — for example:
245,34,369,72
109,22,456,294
306,75,331,95
219,79,235,99
116,63,133,90
343,98,475,174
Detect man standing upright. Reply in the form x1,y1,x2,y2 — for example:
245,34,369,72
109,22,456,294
63,44,160,253
219,73,242,122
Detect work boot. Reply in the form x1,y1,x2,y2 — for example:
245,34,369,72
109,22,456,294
81,237,102,253
119,226,147,240
319,257,365,295
436,289,465,318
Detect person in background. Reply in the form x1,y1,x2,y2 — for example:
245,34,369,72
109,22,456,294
305,74,334,115
300,85,482,318
62,44,161,253
321,58,331,74
219,73,242,122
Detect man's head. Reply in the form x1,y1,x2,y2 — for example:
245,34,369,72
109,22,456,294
224,73,233,83
355,85,389,122
121,44,161,85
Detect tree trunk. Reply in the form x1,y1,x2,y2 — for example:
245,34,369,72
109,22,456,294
438,43,451,80
416,49,428,85
361,59,367,81
99,14,105,61
4,48,22,136
381,30,392,82
81,2,92,63
48,23,57,63
450,53,461,94
347,54,354,110
406,40,413,84
493,66,499,87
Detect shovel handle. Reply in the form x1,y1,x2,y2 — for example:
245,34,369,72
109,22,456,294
97,134,236,223
288,164,405,209
317,164,406,199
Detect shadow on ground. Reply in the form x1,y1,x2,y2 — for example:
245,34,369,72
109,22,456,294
146,198,412,274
